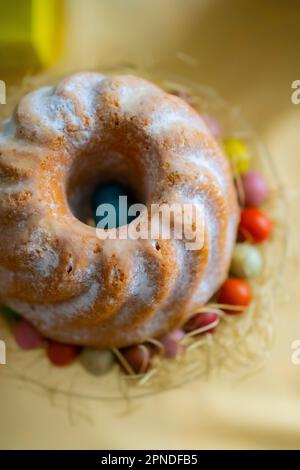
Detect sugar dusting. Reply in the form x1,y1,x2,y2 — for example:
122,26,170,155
0,72,238,347
7,281,100,331
148,104,208,137
16,228,59,278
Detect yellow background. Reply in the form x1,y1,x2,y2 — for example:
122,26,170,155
1,0,300,449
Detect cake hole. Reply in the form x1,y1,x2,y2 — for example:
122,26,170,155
91,182,141,229
66,151,147,228
68,177,143,229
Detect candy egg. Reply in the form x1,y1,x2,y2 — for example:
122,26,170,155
159,330,185,359
223,139,250,174
242,171,268,207
168,328,185,342
230,243,262,278
1,304,20,320
239,207,272,243
120,345,152,375
80,348,115,376
184,312,219,335
47,341,80,367
91,182,138,228
14,320,43,350
202,114,221,137
218,278,252,314
169,89,193,105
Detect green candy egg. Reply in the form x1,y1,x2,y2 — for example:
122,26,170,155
0,304,20,320
230,243,262,278
80,348,115,376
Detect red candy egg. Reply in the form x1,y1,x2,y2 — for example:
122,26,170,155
184,312,219,335
241,171,268,207
14,320,43,350
218,278,252,314
120,345,152,374
239,207,272,243
47,341,80,367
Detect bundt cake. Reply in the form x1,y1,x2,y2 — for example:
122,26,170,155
0,73,239,348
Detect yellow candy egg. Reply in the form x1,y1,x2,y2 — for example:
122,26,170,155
223,139,251,174
230,243,262,278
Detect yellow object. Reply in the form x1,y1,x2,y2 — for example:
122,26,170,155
223,138,251,174
0,0,63,71
230,243,263,278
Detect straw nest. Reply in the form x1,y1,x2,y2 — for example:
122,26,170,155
0,65,287,401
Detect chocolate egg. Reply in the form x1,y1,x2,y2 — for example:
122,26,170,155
120,345,152,374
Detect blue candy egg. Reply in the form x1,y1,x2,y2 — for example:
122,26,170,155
91,182,139,228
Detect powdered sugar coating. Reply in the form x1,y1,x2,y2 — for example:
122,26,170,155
0,73,239,347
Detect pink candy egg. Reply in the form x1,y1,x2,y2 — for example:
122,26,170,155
160,329,185,359
183,312,219,335
241,171,268,207
168,328,185,342
14,320,43,350
202,114,221,137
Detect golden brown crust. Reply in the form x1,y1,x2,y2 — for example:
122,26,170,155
0,73,239,348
